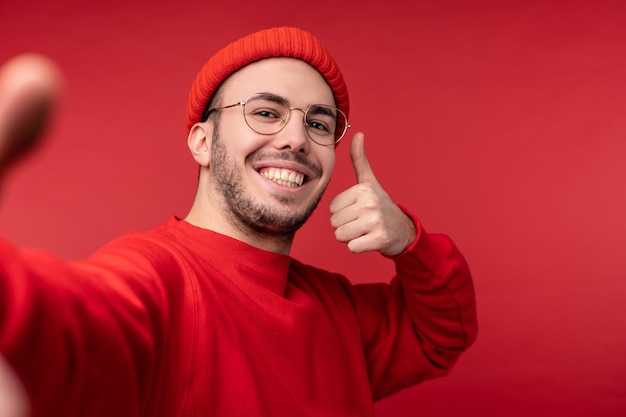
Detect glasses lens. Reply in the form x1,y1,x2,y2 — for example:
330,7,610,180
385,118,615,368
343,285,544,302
305,105,348,145
243,94,289,135
242,93,348,145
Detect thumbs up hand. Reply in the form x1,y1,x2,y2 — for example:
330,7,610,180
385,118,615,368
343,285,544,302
329,132,416,256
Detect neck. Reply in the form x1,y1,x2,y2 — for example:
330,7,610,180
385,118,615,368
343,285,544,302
185,191,295,256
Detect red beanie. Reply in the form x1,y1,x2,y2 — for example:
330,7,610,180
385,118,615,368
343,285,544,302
186,27,349,132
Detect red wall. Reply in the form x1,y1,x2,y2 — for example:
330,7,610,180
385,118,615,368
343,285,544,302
2,0,625,415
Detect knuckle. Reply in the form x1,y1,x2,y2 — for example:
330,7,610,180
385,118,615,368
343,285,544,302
355,183,369,192
361,197,378,210
355,183,375,195
365,214,383,231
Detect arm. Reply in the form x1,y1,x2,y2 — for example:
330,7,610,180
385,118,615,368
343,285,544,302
0,239,169,416
0,55,170,416
330,133,478,399
338,216,477,400
0,53,62,417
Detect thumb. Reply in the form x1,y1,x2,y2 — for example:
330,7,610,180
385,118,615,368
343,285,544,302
350,132,377,184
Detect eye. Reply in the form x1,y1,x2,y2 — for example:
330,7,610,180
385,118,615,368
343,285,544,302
250,108,282,120
306,105,338,136
306,120,331,132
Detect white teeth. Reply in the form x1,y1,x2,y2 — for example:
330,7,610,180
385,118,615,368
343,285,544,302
261,168,304,187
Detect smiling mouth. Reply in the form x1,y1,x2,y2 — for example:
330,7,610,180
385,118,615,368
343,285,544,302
259,167,305,188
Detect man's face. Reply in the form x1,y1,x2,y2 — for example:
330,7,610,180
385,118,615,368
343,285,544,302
205,58,337,236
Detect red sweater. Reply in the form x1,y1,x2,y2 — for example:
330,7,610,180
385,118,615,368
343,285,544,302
0,215,477,416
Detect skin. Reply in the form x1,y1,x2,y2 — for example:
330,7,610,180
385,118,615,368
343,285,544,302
0,356,28,417
0,54,416,413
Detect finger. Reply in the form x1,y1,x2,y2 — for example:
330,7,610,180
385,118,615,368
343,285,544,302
346,235,369,254
349,132,377,185
0,53,63,172
333,217,370,245
329,200,359,229
328,186,357,215
346,234,379,254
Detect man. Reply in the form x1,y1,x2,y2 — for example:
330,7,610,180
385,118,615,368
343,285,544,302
0,27,477,416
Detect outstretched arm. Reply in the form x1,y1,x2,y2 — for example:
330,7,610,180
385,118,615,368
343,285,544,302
0,54,62,417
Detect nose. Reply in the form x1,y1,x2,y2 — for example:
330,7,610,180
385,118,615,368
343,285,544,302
273,107,310,153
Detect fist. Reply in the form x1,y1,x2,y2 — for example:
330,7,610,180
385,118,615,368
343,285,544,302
0,53,63,173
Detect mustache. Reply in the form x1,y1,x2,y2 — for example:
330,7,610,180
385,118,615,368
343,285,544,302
247,151,322,177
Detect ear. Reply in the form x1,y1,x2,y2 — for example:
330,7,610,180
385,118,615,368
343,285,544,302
187,122,212,167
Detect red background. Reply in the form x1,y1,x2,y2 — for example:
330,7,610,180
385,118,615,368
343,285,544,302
1,0,625,416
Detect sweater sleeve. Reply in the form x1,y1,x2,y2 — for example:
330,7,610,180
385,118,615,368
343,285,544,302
0,236,173,417
346,210,478,400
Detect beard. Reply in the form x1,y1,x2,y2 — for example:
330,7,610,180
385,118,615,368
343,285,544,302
209,128,328,237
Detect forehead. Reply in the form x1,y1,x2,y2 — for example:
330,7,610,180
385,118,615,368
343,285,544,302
218,57,336,107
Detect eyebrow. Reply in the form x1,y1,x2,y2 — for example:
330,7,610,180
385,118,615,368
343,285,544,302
254,92,289,106
308,105,337,118
253,93,336,116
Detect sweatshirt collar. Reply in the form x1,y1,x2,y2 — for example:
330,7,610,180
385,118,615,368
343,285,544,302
167,216,292,296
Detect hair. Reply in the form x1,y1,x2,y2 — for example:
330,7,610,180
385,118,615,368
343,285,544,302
202,87,225,122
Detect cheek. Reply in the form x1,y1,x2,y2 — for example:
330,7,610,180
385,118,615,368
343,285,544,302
319,150,336,176
219,120,266,159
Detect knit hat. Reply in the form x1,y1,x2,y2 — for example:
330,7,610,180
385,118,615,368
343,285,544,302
186,27,349,133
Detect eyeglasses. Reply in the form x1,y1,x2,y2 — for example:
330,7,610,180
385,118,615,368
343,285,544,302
203,92,350,146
